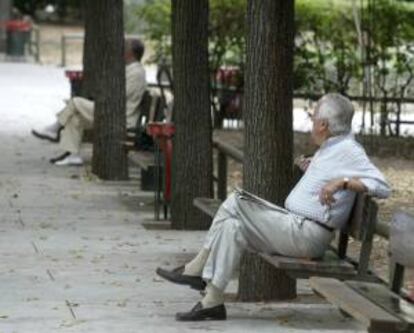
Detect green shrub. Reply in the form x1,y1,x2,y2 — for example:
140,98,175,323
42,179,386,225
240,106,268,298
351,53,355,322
135,0,414,98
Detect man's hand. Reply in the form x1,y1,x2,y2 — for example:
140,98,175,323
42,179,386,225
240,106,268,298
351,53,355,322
319,179,344,206
294,155,312,172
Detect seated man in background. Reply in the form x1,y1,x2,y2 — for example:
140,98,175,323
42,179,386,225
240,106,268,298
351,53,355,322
156,93,391,321
32,38,147,166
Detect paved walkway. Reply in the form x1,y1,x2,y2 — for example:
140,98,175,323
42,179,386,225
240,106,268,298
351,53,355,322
0,62,365,332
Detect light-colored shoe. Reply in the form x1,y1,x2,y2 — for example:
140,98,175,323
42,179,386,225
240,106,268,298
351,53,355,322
53,154,84,166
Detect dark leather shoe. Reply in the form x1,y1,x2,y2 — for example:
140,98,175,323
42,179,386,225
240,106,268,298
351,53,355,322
49,151,71,164
176,302,226,321
32,126,63,143
156,266,206,291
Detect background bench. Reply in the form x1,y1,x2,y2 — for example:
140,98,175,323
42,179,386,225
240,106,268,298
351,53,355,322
125,86,174,220
310,211,414,333
125,90,158,192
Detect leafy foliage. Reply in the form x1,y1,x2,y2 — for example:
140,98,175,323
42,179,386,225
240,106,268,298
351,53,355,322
136,0,246,75
14,0,82,20
135,0,172,63
135,0,414,134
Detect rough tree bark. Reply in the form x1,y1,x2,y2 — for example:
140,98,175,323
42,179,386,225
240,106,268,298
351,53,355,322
85,0,127,180
170,0,213,230
81,1,99,100
238,0,296,301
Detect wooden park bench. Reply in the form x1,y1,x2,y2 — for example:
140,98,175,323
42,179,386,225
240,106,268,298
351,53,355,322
125,90,164,191
194,137,381,286
125,86,174,220
310,211,414,333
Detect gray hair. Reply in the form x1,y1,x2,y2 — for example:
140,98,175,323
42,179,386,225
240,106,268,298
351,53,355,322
315,93,354,135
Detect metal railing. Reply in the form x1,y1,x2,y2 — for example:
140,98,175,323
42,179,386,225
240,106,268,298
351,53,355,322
60,32,82,67
29,24,40,62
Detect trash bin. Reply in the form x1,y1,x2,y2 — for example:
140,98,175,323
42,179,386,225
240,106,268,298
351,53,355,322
6,20,31,56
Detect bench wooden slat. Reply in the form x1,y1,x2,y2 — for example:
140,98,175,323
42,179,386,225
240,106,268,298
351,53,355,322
193,197,221,218
310,277,403,332
260,251,356,278
346,280,414,328
128,150,154,171
347,193,378,241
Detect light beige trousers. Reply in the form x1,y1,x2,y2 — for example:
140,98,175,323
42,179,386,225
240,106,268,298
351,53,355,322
57,97,94,154
201,190,334,291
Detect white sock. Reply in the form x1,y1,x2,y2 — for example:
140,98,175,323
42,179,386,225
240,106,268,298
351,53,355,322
201,282,224,308
183,248,210,276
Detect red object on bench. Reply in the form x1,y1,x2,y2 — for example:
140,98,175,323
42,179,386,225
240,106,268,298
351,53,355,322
5,20,32,32
147,122,175,203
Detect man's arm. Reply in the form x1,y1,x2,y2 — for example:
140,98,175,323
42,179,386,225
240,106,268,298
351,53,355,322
319,142,391,206
319,177,368,206
294,154,312,172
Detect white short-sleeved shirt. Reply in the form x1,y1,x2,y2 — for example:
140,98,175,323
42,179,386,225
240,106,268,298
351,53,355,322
285,134,391,230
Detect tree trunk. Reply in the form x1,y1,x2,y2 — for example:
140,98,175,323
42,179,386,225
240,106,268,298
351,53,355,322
86,0,127,180
170,0,213,230
81,1,99,99
239,0,296,301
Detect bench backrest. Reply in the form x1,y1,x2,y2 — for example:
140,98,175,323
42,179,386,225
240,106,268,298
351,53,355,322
156,63,173,119
293,163,378,275
344,193,378,240
337,193,378,276
389,211,414,294
136,90,152,126
133,90,165,150
136,90,165,126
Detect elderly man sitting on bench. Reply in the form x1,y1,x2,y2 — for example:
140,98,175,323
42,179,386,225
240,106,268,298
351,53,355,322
156,93,391,321
32,38,147,166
